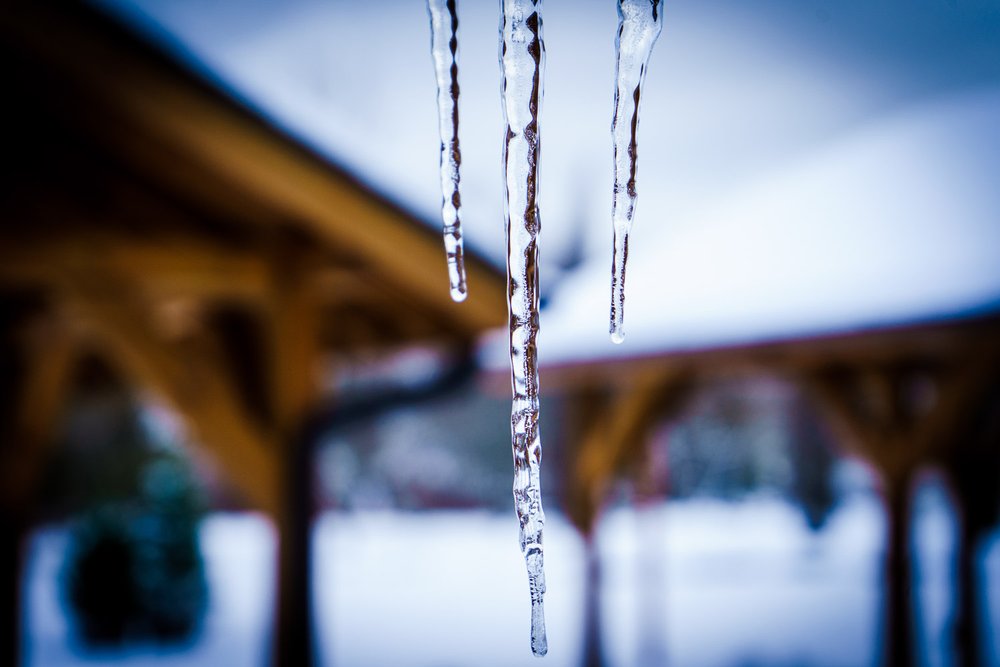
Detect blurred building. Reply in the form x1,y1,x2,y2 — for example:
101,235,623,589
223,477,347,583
3,2,1000,667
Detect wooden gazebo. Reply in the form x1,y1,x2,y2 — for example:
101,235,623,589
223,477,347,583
544,314,1000,666
0,3,505,666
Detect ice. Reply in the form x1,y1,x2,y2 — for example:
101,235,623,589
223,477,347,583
499,0,548,656
609,0,663,344
428,0,468,302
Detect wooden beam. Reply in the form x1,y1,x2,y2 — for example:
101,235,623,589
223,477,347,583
537,316,1000,392
0,233,447,352
0,235,272,305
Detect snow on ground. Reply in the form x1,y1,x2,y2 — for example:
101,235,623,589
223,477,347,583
24,516,276,667
25,490,1000,667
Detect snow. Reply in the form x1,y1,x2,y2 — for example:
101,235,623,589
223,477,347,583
24,491,1000,666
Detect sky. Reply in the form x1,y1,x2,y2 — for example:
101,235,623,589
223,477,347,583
94,0,1000,362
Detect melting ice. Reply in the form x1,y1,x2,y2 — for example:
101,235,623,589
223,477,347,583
609,0,663,343
428,0,468,302
499,0,548,656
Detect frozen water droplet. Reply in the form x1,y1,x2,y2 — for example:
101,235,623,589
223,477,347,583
610,0,663,343
500,0,548,656
428,0,468,302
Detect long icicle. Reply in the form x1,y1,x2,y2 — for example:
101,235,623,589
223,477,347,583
428,0,468,302
609,0,663,343
499,0,547,656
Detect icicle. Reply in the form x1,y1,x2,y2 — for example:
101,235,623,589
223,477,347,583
609,0,663,344
499,0,548,657
428,0,468,302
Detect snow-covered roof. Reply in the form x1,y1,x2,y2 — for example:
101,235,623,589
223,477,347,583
481,88,1000,370
93,0,1000,367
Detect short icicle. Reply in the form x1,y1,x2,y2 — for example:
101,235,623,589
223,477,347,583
428,0,468,302
499,0,548,656
609,0,663,343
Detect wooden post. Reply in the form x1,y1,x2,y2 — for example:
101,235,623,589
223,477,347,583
0,511,25,667
953,511,982,667
937,354,1000,667
559,388,611,667
805,365,924,667
581,532,603,667
0,302,77,667
881,468,915,667
562,370,689,667
272,418,317,667
267,252,324,667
